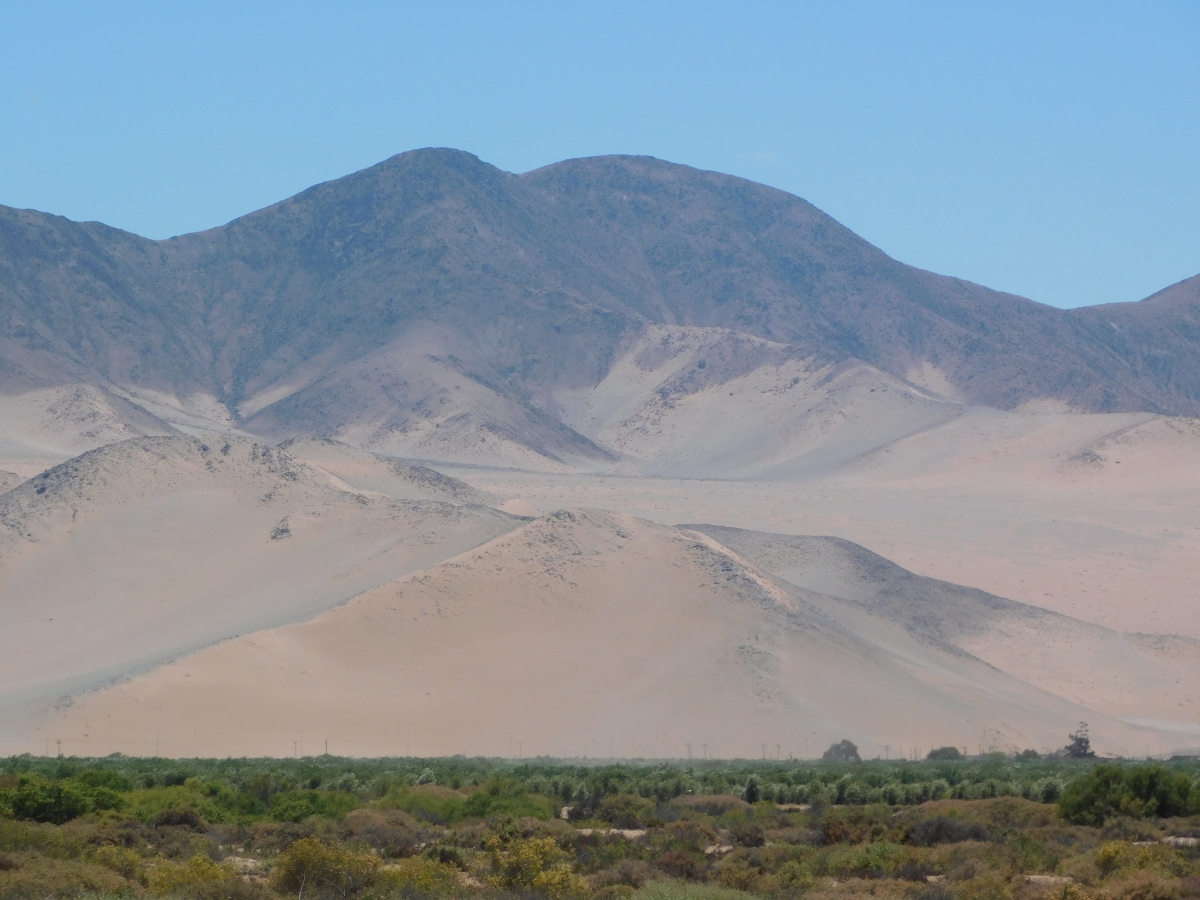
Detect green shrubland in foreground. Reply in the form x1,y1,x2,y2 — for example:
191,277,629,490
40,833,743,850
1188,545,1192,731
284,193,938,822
1,754,1199,900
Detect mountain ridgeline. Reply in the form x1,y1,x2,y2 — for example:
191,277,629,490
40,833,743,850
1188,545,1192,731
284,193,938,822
1,149,1198,467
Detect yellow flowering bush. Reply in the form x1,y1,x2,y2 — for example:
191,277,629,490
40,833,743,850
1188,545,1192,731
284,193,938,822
487,835,587,897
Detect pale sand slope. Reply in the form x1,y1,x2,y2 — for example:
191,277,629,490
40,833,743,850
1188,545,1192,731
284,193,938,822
0,384,178,476
242,327,614,473
0,470,22,493
552,325,963,479
0,436,520,727
450,409,1200,639
689,525,1200,739
35,510,1178,759
279,438,506,508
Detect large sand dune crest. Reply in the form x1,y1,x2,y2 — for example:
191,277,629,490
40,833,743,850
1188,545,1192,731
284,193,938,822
0,436,521,728
686,525,1200,729
26,509,1182,759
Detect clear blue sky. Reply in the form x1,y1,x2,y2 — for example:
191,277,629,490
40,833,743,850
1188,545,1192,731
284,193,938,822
1,1,1196,309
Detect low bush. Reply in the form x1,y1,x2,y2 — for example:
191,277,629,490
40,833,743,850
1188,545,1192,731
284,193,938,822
147,853,238,896
487,835,588,896
598,794,654,829
464,775,555,820
272,837,381,899
906,816,990,846
377,856,461,897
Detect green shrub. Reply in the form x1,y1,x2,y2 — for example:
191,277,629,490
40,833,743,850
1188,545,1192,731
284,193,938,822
0,854,132,897
1060,765,1195,826
92,843,147,882
272,837,381,899
632,881,760,900
375,786,466,824
147,853,237,896
486,835,586,897
464,776,554,820
377,856,460,897
598,793,653,828
73,769,134,792
9,777,91,824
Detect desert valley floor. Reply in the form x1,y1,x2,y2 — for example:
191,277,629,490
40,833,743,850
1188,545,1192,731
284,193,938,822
1,399,1198,762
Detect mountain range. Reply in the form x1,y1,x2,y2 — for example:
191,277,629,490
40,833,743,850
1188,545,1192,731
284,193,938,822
2,149,1198,473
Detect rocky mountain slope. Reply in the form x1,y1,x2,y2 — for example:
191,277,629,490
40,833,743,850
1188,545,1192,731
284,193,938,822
2,150,1199,471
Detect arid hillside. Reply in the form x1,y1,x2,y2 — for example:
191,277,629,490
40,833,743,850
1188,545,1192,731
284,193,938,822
21,508,1196,759
3,150,1200,471
0,436,520,724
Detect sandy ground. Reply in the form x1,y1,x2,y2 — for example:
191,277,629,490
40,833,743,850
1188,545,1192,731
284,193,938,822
2,367,1198,759
30,510,1185,760
0,437,519,735
444,410,1200,641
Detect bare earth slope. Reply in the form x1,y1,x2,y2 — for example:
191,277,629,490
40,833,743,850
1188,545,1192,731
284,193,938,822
0,436,520,728
686,525,1200,732
457,406,1200,641
29,510,1179,759
278,438,507,506
0,384,179,476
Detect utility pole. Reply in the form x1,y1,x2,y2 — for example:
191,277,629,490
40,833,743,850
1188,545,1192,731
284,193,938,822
687,743,692,760
325,739,328,755
56,739,61,758
293,742,298,758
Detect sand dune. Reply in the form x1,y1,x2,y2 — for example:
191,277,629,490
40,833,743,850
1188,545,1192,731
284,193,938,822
687,525,1200,732
453,405,1200,641
279,437,506,507
0,436,520,732
29,509,1179,759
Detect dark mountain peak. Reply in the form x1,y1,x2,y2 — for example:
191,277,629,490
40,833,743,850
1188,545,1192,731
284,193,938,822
1,148,1198,426
1138,273,1200,311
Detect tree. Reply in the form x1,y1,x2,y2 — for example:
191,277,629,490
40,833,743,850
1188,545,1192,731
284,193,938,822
926,746,964,761
822,740,861,762
1064,722,1095,758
